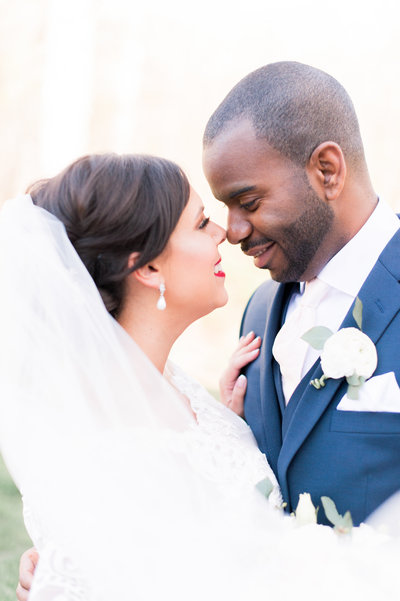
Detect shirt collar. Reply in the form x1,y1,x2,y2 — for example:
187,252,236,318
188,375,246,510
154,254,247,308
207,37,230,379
314,198,399,297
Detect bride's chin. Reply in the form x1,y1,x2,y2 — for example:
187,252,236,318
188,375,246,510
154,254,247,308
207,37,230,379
219,290,229,308
208,289,229,312
173,289,229,324
185,296,229,324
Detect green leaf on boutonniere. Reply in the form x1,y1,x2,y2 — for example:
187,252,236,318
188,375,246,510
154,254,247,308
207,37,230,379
346,374,366,399
321,496,353,534
346,385,359,400
301,326,333,350
255,476,274,499
352,296,363,331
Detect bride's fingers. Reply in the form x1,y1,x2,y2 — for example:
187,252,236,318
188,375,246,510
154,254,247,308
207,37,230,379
230,347,260,370
228,374,247,417
237,331,257,348
220,335,261,405
16,583,29,601
240,331,256,342
234,335,261,356
18,547,38,594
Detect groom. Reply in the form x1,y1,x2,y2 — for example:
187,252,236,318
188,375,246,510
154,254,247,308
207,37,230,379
203,61,400,526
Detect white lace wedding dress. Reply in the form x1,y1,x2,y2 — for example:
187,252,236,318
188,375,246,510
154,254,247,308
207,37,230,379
22,361,282,601
1,196,400,601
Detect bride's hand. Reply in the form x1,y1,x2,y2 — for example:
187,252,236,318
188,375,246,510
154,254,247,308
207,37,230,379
16,547,38,601
219,331,261,417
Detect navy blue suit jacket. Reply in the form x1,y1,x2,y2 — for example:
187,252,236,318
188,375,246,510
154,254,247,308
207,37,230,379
240,229,400,526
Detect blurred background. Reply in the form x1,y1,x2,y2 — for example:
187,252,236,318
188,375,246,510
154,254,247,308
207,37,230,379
1,0,399,388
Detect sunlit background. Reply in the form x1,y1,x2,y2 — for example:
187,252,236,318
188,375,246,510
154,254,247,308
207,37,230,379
1,0,399,389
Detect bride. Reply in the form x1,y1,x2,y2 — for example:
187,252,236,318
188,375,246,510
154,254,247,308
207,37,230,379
1,153,399,601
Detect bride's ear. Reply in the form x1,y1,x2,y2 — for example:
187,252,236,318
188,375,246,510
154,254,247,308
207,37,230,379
127,253,163,291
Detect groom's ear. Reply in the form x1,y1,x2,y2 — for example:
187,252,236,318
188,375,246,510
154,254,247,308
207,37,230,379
306,142,346,201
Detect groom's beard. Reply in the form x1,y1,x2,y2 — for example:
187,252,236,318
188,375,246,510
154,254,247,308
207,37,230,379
241,189,334,283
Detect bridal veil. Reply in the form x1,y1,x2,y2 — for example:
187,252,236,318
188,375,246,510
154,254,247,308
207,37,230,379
0,196,243,598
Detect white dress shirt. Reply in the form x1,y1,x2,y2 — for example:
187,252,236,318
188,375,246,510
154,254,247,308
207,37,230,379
285,198,400,387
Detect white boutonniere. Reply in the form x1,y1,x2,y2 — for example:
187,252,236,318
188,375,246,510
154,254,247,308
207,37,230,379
302,297,378,399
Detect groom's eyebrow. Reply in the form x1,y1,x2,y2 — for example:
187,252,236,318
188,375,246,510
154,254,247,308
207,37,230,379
229,186,256,200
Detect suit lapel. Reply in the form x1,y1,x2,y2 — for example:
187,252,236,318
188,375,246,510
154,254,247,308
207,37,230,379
259,283,295,472
278,230,400,490
272,359,286,415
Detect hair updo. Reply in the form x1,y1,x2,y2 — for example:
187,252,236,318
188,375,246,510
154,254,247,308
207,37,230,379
29,153,190,316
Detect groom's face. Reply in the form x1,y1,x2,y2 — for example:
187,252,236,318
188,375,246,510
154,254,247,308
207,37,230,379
202,120,334,282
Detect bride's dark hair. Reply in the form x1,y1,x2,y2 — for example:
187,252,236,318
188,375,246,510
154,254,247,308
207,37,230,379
28,153,190,317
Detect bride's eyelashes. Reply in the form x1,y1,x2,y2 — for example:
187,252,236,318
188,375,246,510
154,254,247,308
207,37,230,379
198,216,210,229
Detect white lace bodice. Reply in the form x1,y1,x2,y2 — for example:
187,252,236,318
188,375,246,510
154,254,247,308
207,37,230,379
166,362,282,507
24,364,281,601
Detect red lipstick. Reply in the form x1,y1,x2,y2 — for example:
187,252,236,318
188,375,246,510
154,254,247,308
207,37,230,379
214,259,225,278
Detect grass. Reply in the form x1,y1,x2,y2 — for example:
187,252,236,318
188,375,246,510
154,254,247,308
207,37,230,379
0,454,32,601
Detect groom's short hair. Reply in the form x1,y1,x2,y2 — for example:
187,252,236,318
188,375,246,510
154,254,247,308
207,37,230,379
203,61,366,169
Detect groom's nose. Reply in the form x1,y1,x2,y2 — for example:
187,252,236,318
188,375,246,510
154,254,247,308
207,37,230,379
226,208,252,245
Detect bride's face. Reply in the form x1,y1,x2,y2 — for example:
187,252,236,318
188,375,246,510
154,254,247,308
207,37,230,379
160,188,228,319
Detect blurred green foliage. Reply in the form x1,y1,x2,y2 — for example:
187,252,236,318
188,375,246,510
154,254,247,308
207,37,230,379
0,454,32,601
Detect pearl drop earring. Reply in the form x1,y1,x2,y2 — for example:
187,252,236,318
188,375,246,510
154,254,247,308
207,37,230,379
156,283,166,311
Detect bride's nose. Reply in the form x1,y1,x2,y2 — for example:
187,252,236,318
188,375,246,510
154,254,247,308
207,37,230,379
210,221,226,245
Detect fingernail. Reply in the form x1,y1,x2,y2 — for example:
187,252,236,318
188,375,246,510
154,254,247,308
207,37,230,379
237,374,247,387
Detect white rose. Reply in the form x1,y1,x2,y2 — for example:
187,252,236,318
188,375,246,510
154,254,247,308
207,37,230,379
321,327,377,380
294,492,318,526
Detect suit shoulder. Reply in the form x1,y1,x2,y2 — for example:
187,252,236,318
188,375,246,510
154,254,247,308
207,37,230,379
245,279,280,311
240,279,280,336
